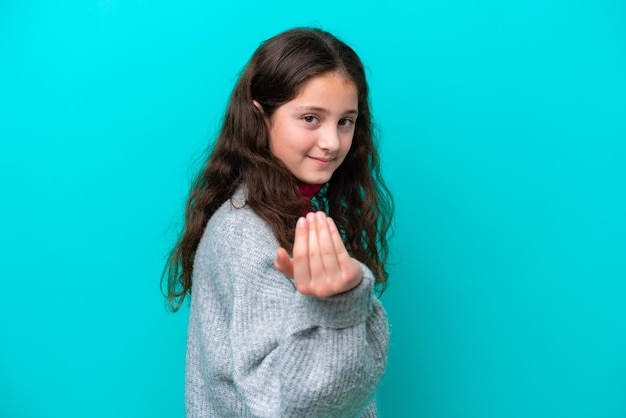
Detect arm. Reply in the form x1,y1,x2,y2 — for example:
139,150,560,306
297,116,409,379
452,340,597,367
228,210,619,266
223,211,388,417
277,273,388,416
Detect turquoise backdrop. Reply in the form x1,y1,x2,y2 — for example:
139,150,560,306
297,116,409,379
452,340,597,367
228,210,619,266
1,1,625,417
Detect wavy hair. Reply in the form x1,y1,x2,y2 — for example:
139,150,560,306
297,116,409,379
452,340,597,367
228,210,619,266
163,28,394,311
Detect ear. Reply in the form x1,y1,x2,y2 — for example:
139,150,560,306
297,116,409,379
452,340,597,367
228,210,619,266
252,100,264,114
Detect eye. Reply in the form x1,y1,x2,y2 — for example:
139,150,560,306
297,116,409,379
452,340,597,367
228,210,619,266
338,118,355,127
302,115,319,124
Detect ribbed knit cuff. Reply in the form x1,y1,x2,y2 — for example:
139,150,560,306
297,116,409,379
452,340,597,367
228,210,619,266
293,265,374,329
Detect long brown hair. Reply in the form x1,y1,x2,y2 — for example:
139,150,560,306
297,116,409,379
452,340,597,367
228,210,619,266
163,28,394,311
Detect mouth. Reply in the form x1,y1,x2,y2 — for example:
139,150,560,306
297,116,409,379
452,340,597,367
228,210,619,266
308,156,333,162
308,156,334,166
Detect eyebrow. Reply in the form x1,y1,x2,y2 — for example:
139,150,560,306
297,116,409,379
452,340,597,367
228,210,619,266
295,106,359,116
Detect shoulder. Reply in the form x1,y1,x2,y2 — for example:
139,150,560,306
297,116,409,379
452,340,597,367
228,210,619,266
195,185,279,271
207,185,275,246
193,184,295,295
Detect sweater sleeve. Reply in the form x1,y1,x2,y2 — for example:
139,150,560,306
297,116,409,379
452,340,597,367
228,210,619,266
219,208,389,418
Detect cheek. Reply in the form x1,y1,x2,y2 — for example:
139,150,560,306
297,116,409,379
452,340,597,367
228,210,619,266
285,129,317,153
268,123,291,154
272,123,298,146
270,127,307,163
341,133,355,154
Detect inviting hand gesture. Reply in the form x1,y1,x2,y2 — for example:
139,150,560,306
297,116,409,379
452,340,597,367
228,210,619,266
274,211,363,298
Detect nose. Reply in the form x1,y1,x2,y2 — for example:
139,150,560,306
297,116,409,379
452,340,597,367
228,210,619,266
318,126,341,153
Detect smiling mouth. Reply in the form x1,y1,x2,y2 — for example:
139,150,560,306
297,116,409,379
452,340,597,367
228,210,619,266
308,156,334,163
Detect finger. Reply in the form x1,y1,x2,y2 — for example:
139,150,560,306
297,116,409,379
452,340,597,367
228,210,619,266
292,216,311,288
274,247,294,279
327,217,363,287
315,212,341,279
307,212,325,281
327,217,359,275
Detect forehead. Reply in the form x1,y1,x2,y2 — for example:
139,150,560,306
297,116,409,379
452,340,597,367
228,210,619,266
288,72,358,111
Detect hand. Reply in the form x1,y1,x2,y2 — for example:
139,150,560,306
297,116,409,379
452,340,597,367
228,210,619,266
274,211,363,298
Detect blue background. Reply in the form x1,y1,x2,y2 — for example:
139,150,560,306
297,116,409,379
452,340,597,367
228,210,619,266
1,1,625,417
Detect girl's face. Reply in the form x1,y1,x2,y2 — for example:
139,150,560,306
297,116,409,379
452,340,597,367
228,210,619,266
263,71,358,185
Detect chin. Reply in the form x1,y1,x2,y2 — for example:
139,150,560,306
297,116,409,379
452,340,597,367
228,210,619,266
296,169,335,185
299,178,327,185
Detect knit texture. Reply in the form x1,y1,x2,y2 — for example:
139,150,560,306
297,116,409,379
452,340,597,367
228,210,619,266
185,186,389,418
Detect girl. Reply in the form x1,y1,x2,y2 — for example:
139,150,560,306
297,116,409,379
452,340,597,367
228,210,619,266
163,28,394,417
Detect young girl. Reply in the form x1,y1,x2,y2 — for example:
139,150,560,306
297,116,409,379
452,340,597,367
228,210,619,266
163,27,394,417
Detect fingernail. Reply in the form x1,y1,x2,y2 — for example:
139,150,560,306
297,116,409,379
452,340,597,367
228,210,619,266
306,212,315,222
316,211,325,221
297,217,306,227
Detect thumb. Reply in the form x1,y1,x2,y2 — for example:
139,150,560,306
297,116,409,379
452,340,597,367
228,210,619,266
274,247,294,279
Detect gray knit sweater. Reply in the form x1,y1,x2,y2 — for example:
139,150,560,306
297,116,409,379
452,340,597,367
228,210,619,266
185,186,389,417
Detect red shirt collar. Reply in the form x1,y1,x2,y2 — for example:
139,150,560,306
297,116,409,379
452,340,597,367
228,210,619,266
297,183,324,200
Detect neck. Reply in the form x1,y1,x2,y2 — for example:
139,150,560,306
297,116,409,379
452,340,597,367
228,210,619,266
297,182,323,200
